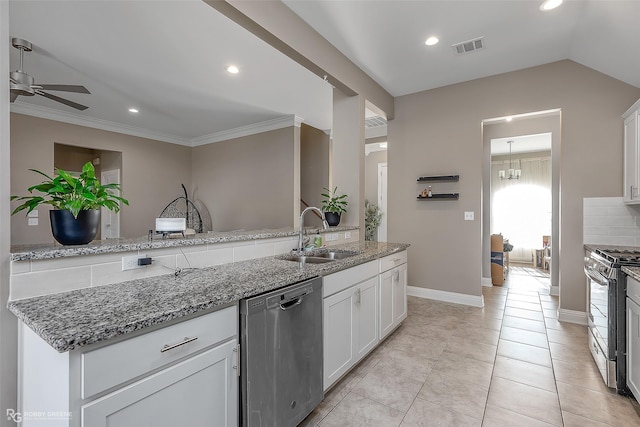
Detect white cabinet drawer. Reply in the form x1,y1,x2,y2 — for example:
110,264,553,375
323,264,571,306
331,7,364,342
379,251,407,273
628,276,640,304
323,260,378,298
81,305,237,399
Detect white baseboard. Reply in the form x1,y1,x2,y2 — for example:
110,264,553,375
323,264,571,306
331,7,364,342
550,285,559,296
481,277,493,287
408,286,484,308
557,308,588,325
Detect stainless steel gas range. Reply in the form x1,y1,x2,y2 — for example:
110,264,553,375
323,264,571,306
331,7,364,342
584,247,640,394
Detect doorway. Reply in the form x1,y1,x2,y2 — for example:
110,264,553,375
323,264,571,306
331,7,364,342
482,110,561,295
364,102,388,242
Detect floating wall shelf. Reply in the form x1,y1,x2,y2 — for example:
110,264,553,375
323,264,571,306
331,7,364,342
417,193,460,200
416,175,459,182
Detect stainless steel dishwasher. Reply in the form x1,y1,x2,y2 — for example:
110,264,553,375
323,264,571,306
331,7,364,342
239,277,323,427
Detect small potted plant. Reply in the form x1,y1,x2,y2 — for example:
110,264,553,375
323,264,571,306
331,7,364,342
11,161,129,245
321,186,348,226
364,200,383,241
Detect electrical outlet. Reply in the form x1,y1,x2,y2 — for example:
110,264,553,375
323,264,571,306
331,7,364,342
464,211,474,221
27,210,38,218
345,231,351,239
28,218,38,226
122,254,148,271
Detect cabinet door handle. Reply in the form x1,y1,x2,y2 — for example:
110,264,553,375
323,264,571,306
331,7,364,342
355,288,361,305
394,271,400,282
160,336,198,353
233,344,240,377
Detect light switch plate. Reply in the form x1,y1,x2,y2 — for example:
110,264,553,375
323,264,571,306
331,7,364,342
464,211,474,221
27,210,38,218
345,232,351,239
28,218,38,226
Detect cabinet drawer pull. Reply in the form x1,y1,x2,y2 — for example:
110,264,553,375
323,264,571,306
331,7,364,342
160,336,198,353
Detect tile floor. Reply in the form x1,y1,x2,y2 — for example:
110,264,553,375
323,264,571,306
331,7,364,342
300,271,640,426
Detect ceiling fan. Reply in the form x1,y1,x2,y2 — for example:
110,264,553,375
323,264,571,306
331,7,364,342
9,37,90,111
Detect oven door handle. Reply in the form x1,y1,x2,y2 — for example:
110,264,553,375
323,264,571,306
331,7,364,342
584,266,610,287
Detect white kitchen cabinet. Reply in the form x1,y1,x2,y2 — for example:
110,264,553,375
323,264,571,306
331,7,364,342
323,276,378,390
18,306,238,427
323,261,379,391
82,340,237,427
624,99,640,204
627,275,640,400
379,252,408,340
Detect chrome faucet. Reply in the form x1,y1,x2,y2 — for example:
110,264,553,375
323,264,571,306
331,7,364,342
298,207,329,253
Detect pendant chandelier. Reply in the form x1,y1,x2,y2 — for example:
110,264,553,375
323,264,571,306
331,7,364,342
498,140,521,180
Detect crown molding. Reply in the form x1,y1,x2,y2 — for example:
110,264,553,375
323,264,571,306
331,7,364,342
10,102,191,146
11,102,306,147
190,115,304,146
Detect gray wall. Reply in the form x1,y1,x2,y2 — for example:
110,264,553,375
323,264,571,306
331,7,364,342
191,126,298,232
389,60,640,313
10,113,193,245
300,124,330,228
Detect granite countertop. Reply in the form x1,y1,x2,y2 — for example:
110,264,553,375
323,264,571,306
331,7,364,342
8,241,409,353
10,225,359,262
623,266,640,282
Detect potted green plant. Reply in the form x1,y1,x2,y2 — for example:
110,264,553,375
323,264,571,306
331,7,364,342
11,161,129,245
321,186,348,226
364,200,383,241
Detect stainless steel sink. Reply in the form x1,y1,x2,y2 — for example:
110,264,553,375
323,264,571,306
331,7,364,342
281,255,336,264
279,250,358,264
314,251,358,260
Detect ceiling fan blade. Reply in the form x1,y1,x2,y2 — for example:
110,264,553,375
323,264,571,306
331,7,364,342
35,90,89,111
38,84,90,94
10,92,18,103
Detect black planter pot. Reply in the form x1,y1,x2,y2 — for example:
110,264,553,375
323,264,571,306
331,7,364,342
324,212,341,227
50,209,100,245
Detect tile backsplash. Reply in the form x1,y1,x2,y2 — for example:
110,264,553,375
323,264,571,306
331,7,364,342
583,197,640,246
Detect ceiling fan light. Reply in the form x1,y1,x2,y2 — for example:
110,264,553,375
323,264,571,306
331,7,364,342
540,0,562,11
10,82,34,96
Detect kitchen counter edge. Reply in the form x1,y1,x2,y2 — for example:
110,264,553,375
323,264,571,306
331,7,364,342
8,241,409,353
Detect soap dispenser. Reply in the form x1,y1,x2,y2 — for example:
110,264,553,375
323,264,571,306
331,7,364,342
427,186,433,198
314,231,323,248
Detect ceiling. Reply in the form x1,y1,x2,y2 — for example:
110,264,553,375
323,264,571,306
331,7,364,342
284,0,640,97
491,133,552,156
8,0,333,145
8,1,640,146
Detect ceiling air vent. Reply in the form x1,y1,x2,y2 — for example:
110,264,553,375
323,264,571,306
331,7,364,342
452,37,485,55
365,116,387,128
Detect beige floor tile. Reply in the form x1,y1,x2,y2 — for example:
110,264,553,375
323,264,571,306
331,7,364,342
505,299,542,311
561,411,616,427
418,370,489,420
507,288,540,297
443,335,497,363
381,331,447,360
319,392,405,427
482,404,557,426
546,328,588,345
431,351,494,388
323,368,366,406
374,348,436,382
399,320,455,343
299,401,334,427
505,293,540,304
500,325,549,348
552,359,611,393
452,324,501,346
501,315,546,333
543,308,558,318
400,398,481,427
504,307,544,321
544,318,587,335
465,307,505,320
540,301,558,310
548,341,593,363
492,356,556,392
457,315,504,332
487,377,562,426
497,339,552,367
556,382,640,426
351,368,423,413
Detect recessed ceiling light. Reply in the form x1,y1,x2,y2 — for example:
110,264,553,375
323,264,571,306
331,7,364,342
505,116,513,122
540,0,562,11
425,36,439,46
128,108,139,113
226,65,239,74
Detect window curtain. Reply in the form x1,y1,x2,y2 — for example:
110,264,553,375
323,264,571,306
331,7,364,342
491,156,552,262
